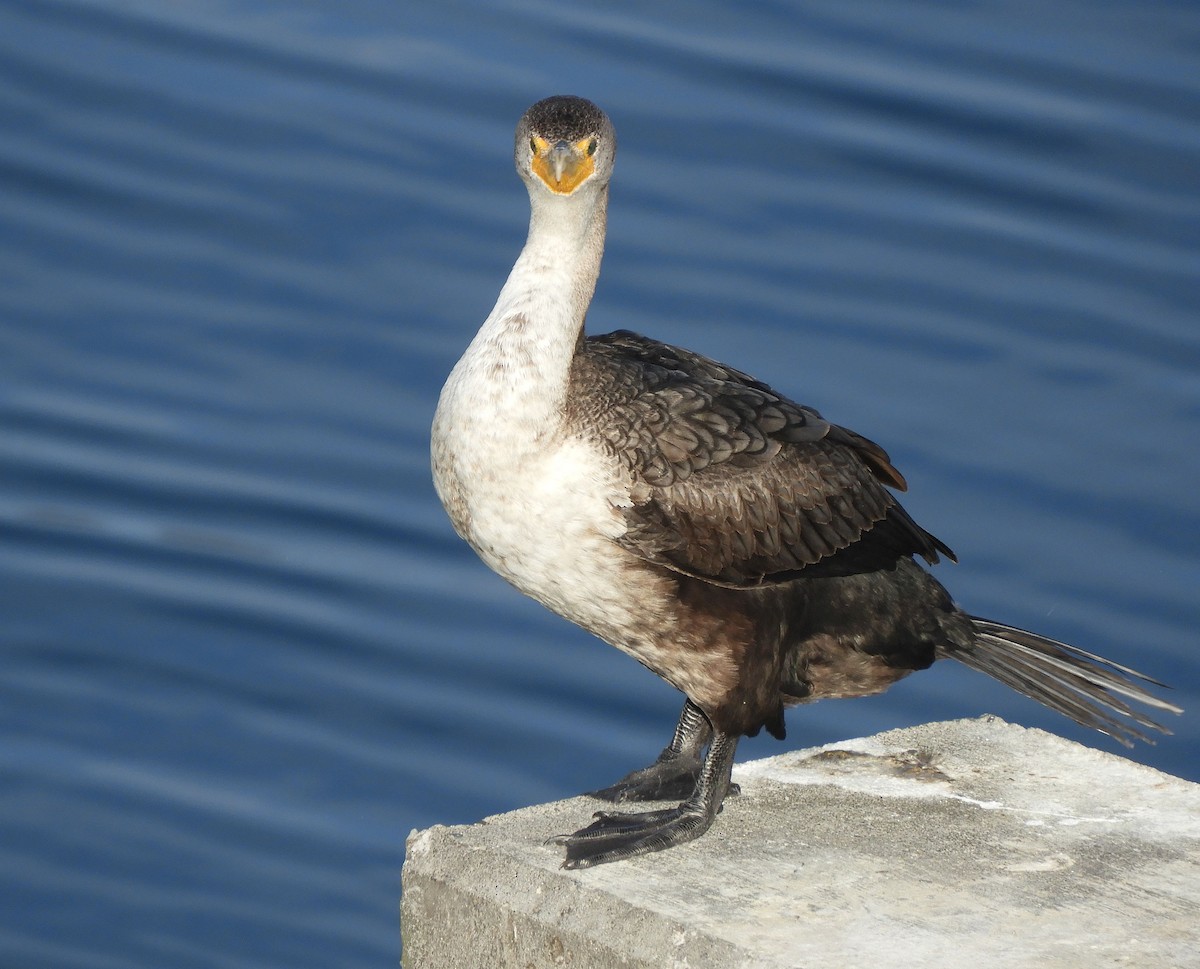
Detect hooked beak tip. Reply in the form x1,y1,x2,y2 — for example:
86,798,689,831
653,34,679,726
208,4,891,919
550,142,573,181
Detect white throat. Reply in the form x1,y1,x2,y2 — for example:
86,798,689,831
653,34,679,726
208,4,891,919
429,160,687,694
476,183,607,413
431,180,609,536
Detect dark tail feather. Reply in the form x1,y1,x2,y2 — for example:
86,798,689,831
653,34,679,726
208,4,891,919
952,618,1182,748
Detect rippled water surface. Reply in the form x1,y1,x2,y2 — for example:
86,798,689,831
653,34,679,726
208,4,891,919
2,1,1198,966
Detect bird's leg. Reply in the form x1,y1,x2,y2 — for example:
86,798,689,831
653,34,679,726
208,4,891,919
557,730,739,869
587,699,717,803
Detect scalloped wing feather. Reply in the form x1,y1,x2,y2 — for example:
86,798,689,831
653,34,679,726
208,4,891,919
571,331,953,587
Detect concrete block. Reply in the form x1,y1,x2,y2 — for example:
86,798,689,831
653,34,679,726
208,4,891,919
401,716,1200,968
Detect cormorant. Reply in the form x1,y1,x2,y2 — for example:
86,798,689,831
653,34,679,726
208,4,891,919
431,95,1179,869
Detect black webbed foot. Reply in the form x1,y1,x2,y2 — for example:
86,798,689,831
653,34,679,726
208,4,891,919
586,755,704,803
557,728,739,869
554,802,715,869
587,698,727,803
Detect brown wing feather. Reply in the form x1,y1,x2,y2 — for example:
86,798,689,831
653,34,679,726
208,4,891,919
572,330,954,587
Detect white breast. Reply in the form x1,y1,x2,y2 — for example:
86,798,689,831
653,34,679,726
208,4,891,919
435,353,637,618
430,188,731,704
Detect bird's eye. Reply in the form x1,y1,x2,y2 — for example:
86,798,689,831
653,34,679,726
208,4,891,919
586,139,598,156
529,137,538,153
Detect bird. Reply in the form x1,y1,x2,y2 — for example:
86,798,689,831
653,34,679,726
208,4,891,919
430,95,1180,870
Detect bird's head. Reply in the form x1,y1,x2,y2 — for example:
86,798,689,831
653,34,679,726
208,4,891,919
515,96,616,197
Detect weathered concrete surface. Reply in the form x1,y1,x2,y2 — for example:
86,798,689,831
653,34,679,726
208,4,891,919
401,716,1200,968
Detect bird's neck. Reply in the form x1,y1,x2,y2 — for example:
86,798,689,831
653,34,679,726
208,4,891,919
456,185,608,421
497,185,607,343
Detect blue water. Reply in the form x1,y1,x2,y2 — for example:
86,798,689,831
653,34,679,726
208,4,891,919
2,1,1197,965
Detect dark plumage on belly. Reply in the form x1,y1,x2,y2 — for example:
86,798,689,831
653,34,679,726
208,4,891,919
661,558,959,741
